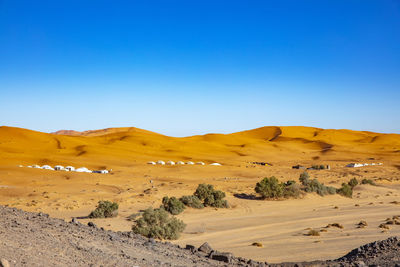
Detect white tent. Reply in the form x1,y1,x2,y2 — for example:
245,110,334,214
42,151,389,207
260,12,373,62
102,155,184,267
54,165,65,171
41,165,54,170
156,160,165,165
166,161,175,165
147,161,156,165
346,163,363,168
186,161,194,165
93,170,109,174
196,162,205,165
32,165,41,169
76,167,91,173
176,161,185,165
210,163,222,166
65,166,75,171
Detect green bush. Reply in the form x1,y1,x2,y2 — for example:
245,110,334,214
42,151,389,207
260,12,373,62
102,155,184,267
338,183,353,198
89,200,118,218
132,208,186,240
299,172,336,196
361,179,376,185
348,178,358,188
283,182,302,198
161,196,185,215
179,195,204,209
194,184,228,208
299,171,310,185
255,176,284,199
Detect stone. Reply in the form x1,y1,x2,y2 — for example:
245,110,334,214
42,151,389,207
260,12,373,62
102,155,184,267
88,221,97,228
0,259,10,267
185,244,196,252
210,252,232,263
198,242,213,254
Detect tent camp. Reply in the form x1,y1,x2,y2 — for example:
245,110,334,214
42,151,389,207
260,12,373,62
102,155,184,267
54,165,65,171
156,160,165,165
166,161,175,165
186,161,194,165
75,167,91,173
176,161,185,165
65,166,75,171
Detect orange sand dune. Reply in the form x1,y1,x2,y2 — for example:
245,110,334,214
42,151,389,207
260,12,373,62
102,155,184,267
1,125,399,168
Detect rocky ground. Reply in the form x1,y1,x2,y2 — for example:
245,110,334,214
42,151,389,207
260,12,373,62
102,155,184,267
0,206,399,267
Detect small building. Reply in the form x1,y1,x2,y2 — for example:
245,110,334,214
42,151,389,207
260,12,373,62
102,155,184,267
166,161,175,165
156,160,165,165
65,166,75,171
54,165,65,171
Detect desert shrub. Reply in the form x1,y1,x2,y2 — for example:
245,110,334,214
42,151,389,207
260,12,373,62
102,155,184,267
255,176,284,199
179,195,204,209
299,171,310,185
194,184,228,208
361,179,376,185
326,186,337,195
89,200,118,218
283,182,302,198
348,178,359,188
311,165,326,170
131,207,186,240
338,183,353,198
307,229,320,236
299,172,336,196
161,196,185,215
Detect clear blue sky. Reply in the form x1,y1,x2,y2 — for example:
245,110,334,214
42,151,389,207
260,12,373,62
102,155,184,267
1,1,399,136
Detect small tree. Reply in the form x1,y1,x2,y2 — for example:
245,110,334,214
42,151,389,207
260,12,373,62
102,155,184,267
255,176,284,199
179,195,204,209
89,200,118,218
132,208,186,240
161,196,185,215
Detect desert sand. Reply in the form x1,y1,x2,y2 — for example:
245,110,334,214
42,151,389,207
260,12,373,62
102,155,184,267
0,125,400,263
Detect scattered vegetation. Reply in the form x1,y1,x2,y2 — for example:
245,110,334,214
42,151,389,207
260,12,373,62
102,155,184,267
357,220,368,228
251,242,263,247
311,165,326,170
299,172,336,196
338,183,353,198
361,178,376,185
306,229,320,236
348,178,359,189
131,207,186,240
254,177,301,199
194,184,228,208
161,196,185,215
88,200,118,218
179,195,204,209
326,223,344,229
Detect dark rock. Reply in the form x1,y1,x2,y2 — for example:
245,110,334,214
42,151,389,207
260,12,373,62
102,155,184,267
87,221,96,228
185,244,196,252
211,252,232,263
198,242,213,254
